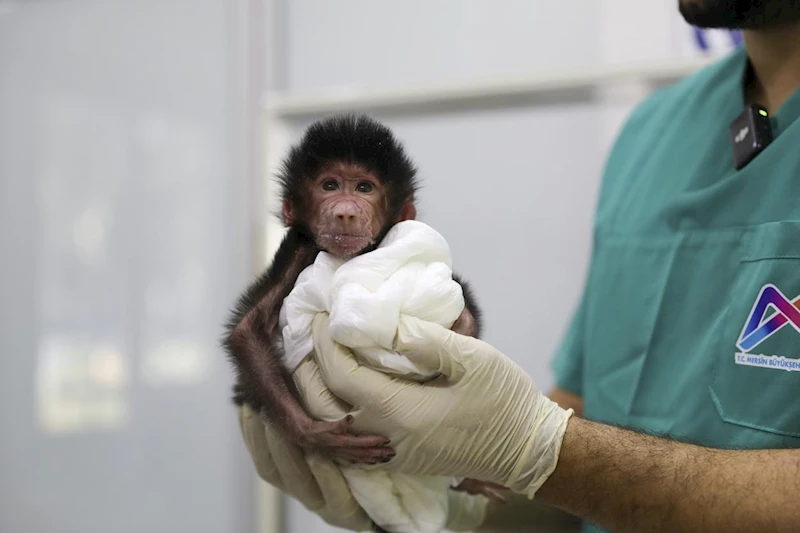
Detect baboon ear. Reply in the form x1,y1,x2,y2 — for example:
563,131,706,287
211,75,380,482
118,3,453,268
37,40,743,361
282,199,296,225
398,201,416,221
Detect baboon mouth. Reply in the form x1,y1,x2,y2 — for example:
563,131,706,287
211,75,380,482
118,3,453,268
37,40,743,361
324,233,371,241
320,233,374,255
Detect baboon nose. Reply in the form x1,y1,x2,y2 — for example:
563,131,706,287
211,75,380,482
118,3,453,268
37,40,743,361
333,201,360,227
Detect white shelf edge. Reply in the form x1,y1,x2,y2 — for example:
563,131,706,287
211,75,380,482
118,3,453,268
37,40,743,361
262,57,716,117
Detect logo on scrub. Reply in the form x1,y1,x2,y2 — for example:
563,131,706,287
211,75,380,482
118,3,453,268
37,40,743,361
734,284,800,372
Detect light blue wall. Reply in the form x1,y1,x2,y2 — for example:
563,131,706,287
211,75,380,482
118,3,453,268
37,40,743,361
0,2,254,532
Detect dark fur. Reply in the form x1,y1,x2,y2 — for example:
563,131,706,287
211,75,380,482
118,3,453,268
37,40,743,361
452,274,483,338
222,227,318,409
277,114,420,222
222,113,482,422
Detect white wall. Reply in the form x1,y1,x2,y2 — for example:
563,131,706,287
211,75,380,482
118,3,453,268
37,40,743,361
285,1,602,90
266,2,740,533
0,2,741,533
0,2,257,532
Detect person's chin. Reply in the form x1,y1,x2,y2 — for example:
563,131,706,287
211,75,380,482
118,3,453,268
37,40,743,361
679,0,742,29
679,0,800,30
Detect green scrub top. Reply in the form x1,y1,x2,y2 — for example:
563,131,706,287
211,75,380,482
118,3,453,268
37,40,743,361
552,47,800,533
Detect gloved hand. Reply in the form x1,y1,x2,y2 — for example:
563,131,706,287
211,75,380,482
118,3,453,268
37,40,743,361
238,398,493,532
306,313,574,498
237,402,373,531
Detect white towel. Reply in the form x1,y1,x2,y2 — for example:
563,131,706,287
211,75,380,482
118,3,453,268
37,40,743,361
279,220,467,533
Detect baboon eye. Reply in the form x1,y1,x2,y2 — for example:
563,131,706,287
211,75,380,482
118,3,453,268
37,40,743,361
322,180,339,191
356,182,373,193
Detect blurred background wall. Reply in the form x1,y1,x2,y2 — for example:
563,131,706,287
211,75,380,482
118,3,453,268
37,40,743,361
0,1,738,533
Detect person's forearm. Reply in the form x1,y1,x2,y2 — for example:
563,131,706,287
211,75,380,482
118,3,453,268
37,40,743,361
536,417,800,533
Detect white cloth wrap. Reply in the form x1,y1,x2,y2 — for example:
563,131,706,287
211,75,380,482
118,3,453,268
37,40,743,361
279,220,467,533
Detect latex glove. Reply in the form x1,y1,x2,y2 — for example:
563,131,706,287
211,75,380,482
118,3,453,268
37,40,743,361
307,313,574,498
237,402,373,531
239,398,494,533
